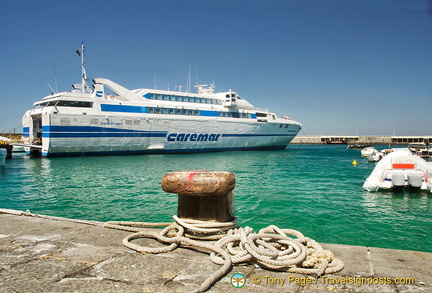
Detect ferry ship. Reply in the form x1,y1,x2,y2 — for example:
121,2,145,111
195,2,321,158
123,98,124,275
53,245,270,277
22,44,302,157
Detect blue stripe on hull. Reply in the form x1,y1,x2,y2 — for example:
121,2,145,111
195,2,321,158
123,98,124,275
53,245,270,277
44,132,167,138
42,125,166,133
101,104,149,113
42,145,289,157
42,125,167,138
40,125,296,138
221,133,295,137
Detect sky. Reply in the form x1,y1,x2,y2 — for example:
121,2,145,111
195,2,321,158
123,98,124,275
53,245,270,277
1,0,431,136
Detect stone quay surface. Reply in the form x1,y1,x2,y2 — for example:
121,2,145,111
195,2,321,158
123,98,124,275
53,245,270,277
0,210,431,293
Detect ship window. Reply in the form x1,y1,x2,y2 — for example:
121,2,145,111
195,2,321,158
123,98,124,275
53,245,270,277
231,94,235,97
168,109,173,114
56,101,93,108
134,120,140,125
256,113,267,118
60,118,70,126
90,119,98,124
156,108,160,114
285,125,288,128
34,103,45,108
280,124,283,128
126,120,132,125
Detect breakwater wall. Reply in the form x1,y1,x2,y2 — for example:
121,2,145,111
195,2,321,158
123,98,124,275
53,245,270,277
292,135,431,145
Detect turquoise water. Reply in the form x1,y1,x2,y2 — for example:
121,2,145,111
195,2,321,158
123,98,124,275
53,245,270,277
1,145,431,252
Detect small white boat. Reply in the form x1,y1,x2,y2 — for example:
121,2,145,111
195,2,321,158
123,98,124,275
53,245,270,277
366,148,394,162
366,150,383,162
363,148,432,192
408,143,432,159
361,146,377,157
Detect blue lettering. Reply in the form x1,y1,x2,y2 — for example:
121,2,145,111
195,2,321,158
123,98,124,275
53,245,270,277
197,134,208,141
176,133,185,141
166,133,221,142
167,133,177,141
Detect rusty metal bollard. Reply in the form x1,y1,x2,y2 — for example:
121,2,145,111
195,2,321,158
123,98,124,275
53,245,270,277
161,171,235,222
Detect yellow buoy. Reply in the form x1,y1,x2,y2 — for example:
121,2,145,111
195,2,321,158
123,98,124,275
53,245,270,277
352,160,358,166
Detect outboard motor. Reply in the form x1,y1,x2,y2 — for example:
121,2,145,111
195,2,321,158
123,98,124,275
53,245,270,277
407,171,423,192
391,171,406,192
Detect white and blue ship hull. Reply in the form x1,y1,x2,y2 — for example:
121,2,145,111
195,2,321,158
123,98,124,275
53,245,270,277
22,73,301,157
23,113,300,157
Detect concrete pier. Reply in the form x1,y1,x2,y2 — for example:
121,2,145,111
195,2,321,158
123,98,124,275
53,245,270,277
0,210,430,292
291,135,431,145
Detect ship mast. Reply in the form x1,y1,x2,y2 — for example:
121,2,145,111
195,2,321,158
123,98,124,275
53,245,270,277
80,42,88,93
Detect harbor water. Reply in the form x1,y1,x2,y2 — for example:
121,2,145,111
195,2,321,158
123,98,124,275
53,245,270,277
1,144,431,252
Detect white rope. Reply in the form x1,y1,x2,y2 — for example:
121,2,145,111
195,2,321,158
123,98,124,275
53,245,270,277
105,216,344,292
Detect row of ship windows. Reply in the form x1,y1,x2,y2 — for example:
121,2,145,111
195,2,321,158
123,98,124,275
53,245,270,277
35,101,93,108
63,118,288,127
147,107,253,118
148,94,223,105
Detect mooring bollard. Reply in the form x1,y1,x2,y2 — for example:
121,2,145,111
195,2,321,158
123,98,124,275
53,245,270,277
161,171,235,222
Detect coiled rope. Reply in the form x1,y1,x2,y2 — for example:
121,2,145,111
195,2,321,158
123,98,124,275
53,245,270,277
105,216,344,292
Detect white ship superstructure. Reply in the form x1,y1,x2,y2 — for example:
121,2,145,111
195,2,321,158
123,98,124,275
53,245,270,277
22,44,301,157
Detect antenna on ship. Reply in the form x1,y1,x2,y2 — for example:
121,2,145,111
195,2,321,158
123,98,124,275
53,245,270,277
187,60,191,93
76,42,88,93
153,74,158,89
